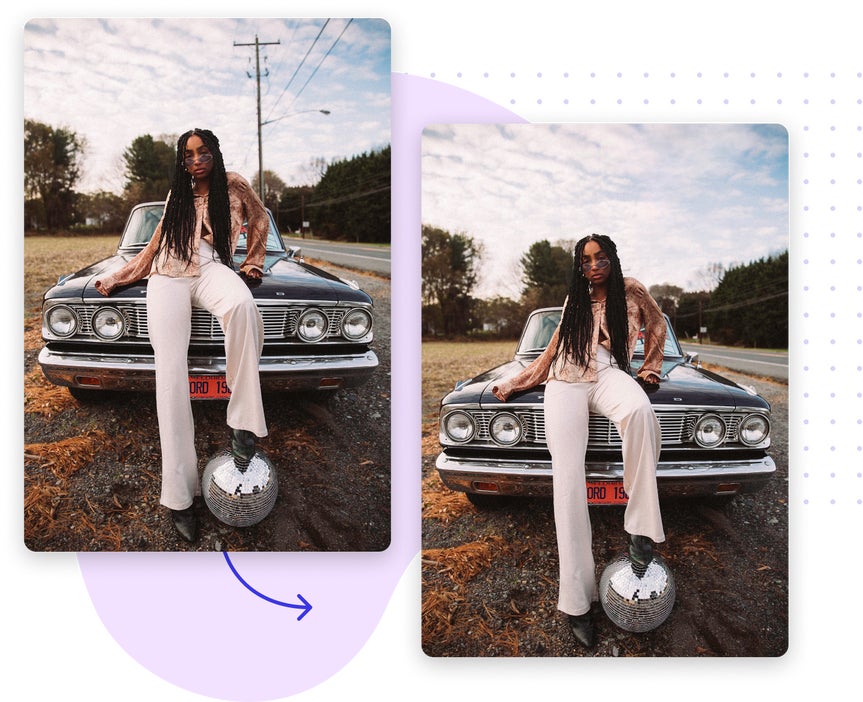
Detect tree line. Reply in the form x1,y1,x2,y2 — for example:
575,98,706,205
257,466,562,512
422,225,788,349
23,119,390,243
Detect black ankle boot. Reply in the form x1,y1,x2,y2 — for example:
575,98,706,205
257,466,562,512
171,505,197,542
231,428,256,467
567,612,596,649
628,534,654,576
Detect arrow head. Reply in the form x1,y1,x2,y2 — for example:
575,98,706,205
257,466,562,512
295,593,312,621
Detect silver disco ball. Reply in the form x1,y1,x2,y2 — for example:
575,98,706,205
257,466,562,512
202,449,278,527
599,554,676,633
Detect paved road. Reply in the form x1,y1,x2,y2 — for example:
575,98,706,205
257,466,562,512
284,236,390,276
680,342,788,381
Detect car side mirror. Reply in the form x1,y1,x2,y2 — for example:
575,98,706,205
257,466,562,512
685,352,699,365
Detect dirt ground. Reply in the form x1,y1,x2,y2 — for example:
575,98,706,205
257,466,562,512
23,245,391,553
421,364,788,658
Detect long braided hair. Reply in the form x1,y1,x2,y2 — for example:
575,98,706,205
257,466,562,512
555,234,631,373
158,128,234,268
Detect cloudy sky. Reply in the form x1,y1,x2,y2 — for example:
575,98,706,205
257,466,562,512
422,123,788,297
24,17,391,193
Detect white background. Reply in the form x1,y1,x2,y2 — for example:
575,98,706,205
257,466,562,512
8,2,857,700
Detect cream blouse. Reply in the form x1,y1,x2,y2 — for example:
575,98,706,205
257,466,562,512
95,172,269,295
494,277,667,398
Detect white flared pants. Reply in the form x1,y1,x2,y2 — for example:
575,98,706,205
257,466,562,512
544,346,664,616
147,245,268,510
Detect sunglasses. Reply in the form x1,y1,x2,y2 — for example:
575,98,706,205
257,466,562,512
184,153,214,168
580,258,611,273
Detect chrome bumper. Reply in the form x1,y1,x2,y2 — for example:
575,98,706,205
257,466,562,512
435,452,776,499
38,346,379,393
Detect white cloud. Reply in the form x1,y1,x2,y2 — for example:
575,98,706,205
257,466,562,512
422,123,788,296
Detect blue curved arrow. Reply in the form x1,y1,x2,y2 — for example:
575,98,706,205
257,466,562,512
222,552,313,621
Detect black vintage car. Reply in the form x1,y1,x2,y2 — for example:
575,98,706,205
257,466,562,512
436,307,774,506
39,202,378,400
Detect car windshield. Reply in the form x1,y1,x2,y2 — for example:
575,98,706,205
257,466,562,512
119,205,163,248
235,219,285,253
516,308,683,359
518,309,562,352
118,204,286,254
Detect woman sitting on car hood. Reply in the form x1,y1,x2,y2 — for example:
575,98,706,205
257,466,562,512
492,233,666,649
95,127,269,544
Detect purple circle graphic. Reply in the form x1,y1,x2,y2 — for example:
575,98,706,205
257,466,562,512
78,74,523,701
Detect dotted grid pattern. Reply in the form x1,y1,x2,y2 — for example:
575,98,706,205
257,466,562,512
419,68,862,512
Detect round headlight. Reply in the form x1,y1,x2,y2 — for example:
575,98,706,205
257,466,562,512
693,413,727,448
442,410,476,443
92,306,126,340
739,413,769,446
489,411,524,446
45,304,79,338
297,309,328,342
341,308,372,340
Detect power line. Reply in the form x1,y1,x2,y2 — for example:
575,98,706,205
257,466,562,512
674,289,788,319
262,19,330,126
287,19,353,111
280,184,391,214
264,19,353,129
259,21,302,98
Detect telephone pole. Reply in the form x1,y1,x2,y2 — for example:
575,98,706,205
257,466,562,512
234,34,280,202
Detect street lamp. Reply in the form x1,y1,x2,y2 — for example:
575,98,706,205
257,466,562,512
261,109,331,126
257,109,331,202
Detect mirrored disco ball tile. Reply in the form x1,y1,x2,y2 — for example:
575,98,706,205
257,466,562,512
203,450,278,527
599,555,676,633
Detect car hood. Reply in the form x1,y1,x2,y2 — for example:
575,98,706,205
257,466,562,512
43,252,373,305
441,357,770,411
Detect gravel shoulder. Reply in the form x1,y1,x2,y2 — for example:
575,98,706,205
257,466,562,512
421,368,788,657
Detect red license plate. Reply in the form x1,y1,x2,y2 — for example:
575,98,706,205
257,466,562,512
188,376,231,399
586,482,629,505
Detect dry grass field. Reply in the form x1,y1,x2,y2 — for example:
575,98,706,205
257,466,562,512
420,339,516,513
421,339,514,421
24,235,118,312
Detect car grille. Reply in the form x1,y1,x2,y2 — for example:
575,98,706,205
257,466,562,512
69,304,351,341
470,409,745,447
